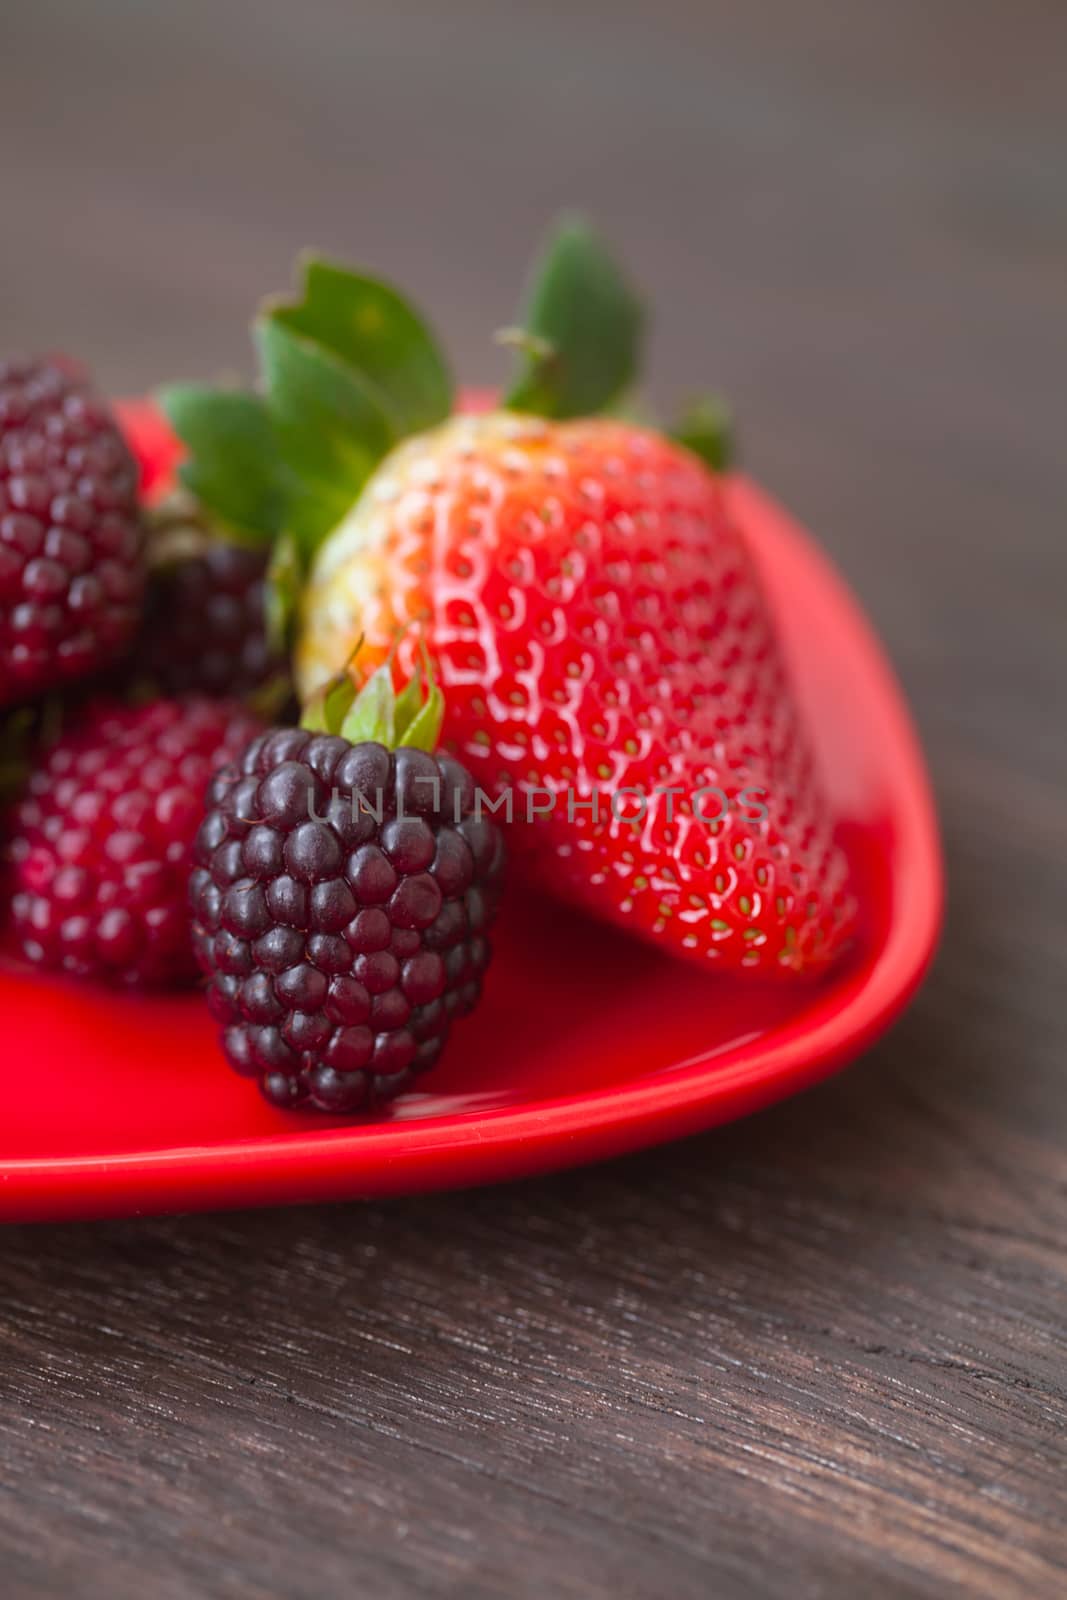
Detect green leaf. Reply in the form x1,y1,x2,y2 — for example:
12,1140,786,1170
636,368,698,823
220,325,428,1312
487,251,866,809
503,217,644,419
157,386,285,540
271,256,452,435
671,394,735,473
339,662,396,747
256,317,396,559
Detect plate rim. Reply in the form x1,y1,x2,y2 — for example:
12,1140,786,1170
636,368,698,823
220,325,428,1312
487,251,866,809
0,474,943,1220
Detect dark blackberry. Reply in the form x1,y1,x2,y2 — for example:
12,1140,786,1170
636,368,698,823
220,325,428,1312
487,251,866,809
7,696,263,985
132,501,287,698
0,358,146,706
191,689,505,1114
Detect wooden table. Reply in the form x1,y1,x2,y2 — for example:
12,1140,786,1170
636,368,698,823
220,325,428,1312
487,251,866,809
1,2,1064,1594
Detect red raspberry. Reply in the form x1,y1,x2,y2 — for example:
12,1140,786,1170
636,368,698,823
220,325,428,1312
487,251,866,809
7,697,263,986
0,359,146,706
191,727,505,1113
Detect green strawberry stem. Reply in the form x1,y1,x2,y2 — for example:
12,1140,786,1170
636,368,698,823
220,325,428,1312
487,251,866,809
502,217,643,419
157,217,732,657
670,394,735,472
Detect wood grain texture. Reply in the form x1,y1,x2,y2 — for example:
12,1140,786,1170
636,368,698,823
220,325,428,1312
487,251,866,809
1,0,1065,1594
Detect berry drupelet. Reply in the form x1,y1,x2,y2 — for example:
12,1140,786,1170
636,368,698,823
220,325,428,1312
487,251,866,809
190,657,505,1114
0,359,146,706
8,697,263,985
132,498,287,700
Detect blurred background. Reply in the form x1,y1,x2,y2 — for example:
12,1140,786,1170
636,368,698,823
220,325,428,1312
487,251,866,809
2,1,1064,730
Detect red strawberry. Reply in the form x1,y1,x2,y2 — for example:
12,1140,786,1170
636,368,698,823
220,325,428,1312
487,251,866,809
7,696,262,986
162,222,857,975
114,396,184,505
297,413,853,973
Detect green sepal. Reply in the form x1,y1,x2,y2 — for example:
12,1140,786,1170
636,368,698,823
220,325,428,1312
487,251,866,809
157,386,286,542
392,659,424,736
299,664,357,734
264,530,303,653
397,640,444,750
300,639,445,752
270,255,452,435
255,317,396,560
399,681,444,752
503,217,644,420
339,662,396,747
670,394,735,473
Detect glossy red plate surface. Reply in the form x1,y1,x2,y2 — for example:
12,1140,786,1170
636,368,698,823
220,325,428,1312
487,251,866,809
0,447,942,1221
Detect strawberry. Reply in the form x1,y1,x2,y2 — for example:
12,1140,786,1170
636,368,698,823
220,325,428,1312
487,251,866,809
114,397,184,505
162,222,856,975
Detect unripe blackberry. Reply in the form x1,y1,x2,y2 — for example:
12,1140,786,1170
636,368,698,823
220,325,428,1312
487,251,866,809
191,659,504,1113
0,358,145,705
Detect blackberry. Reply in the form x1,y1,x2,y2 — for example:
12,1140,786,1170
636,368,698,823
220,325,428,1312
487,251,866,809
132,501,287,699
0,358,146,706
190,659,505,1114
7,696,263,986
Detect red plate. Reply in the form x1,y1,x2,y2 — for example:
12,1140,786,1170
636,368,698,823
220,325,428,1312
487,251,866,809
0,449,942,1221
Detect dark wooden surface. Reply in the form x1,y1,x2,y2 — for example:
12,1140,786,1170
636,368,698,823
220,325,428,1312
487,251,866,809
1,2,1065,1594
